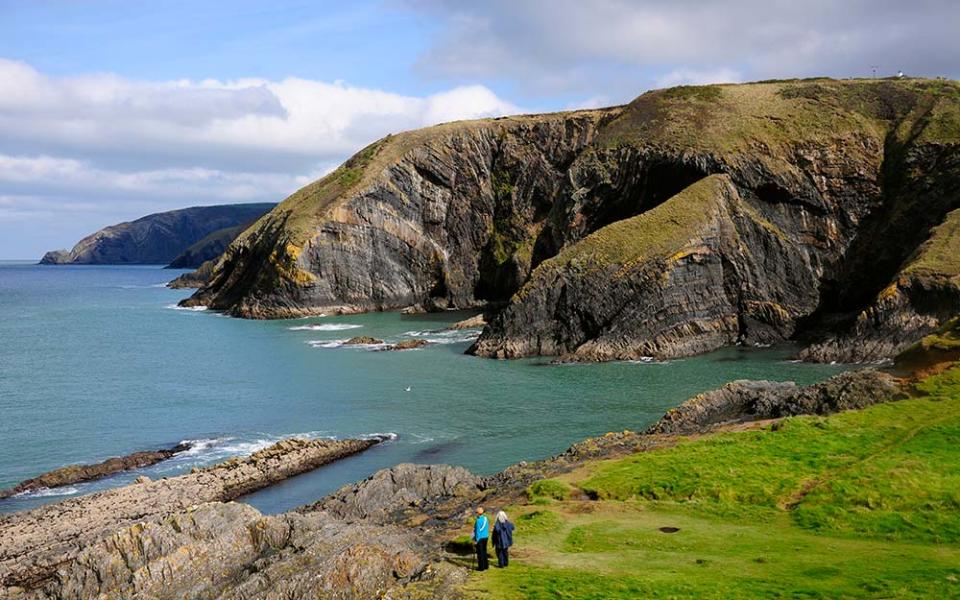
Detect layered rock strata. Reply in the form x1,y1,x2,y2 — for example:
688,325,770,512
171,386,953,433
182,79,960,363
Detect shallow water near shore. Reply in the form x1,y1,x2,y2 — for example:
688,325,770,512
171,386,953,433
0,262,848,514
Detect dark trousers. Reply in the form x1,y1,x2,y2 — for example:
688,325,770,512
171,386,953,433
475,538,489,570
495,546,509,567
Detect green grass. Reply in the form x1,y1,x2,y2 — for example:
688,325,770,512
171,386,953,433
524,174,728,284
597,78,960,154
527,479,572,502
461,367,960,598
903,208,960,279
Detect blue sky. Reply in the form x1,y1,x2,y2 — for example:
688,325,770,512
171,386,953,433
1,0,958,258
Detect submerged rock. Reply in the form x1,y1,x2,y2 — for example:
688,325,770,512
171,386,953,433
344,335,385,345
388,339,430,351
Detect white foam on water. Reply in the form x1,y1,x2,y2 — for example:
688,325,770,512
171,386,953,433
407,433,435,444
289,323,362,331
361,432,398,442
15,485,83,498
402,329,480,344
157,431,340,472
165,304,208,311
306,339,389,351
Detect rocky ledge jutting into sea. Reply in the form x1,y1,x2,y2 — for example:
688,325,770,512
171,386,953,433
0,370,901,599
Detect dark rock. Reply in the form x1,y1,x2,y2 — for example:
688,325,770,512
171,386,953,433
166,258,217,289
311,463,483,523
647,369,901,435
0,442,193,500
344,336,385,345
388,339,430,351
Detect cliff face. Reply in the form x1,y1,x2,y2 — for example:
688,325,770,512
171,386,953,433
185,79,960,362
183,111,615,317
39,203,275,265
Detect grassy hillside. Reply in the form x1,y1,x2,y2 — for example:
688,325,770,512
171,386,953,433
460,367,960,599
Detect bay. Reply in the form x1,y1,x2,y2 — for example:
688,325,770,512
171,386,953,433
0,262,847,514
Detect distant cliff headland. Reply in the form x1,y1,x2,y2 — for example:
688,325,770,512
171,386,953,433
39,203,275,268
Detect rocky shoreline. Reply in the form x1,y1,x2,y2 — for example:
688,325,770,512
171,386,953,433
0,436,386,596
0,370,903,599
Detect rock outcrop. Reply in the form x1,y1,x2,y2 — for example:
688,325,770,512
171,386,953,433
0,437,382,592
647,369,901,435
166,258,217,288
39,203,274,265
180,79,960,363
165,223,256,269
0,442,192,500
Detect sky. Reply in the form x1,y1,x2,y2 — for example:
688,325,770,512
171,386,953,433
1,1,958,258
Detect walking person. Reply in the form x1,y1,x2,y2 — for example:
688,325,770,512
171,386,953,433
492,510,515,568
472,507,490,571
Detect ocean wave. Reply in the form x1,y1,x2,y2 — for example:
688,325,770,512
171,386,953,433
402,329,480,344
14,485,83,498
306,339,389,350
156,431,335,472
360,432,399,443
289,323,362,331
165,304,208,311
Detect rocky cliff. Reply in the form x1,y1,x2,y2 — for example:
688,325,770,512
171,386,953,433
184,79,960,363
39,203,274,266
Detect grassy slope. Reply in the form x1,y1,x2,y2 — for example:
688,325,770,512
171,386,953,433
460,367,960,599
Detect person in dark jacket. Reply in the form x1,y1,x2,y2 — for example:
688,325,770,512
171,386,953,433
472,506,490,571
492,510,515,568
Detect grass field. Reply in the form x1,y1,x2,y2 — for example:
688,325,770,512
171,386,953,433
459,367,960,599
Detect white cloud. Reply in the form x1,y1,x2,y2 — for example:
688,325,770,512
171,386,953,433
0,59,521,169
0,58,523,255
409,0,960,100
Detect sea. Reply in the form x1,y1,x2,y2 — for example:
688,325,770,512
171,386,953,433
0,261,848,514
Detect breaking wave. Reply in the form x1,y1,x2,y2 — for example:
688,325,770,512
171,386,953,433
14,485,84,498
165,304,208,311
289,323,362,331
402,329,480,344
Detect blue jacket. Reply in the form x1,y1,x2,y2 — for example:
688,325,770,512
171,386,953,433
493,519,514,548
473,514,489,541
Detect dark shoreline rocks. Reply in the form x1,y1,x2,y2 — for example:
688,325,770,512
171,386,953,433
388,338,430,351
344,335,385,345
0,442,193,500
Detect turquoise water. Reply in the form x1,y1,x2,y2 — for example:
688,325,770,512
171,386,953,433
0,261,847,514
